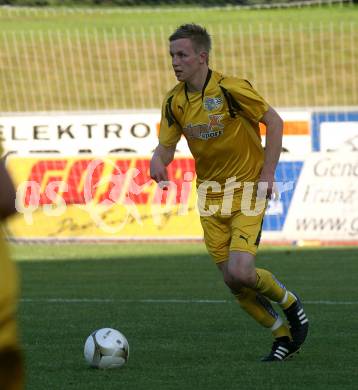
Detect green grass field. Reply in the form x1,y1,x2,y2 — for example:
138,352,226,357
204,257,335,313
1,5,357,111
12,243,358,390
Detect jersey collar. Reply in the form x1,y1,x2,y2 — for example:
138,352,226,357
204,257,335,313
184,68,212,102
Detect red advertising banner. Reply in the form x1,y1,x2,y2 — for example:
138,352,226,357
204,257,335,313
7,156,202,240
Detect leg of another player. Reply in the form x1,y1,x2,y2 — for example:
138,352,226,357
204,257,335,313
0,348,24,390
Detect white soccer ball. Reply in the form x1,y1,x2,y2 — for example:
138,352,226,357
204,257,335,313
84,328,129,369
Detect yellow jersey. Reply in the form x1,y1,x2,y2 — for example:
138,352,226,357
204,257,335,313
159,69,269,196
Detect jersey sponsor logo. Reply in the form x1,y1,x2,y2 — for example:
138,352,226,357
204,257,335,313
203,95,223,111
183,114,224,141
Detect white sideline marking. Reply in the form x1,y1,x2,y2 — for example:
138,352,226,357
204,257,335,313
20,298,358,305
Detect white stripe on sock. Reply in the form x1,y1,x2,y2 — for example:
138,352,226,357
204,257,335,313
270,317,283,331
279,290,288,305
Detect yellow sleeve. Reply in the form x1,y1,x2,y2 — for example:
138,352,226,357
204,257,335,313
224,78,269,122
158,93,182,147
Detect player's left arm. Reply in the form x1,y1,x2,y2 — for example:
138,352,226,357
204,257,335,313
259,106,283,199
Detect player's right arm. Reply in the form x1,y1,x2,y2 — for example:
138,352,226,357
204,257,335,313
151,90,182,184
150,144,176,183
0,154,17,221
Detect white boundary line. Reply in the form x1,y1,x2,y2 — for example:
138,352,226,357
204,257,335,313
20,298,358,305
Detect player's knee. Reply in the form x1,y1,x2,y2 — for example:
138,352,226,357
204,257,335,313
226,263,256,288
222,271,238,291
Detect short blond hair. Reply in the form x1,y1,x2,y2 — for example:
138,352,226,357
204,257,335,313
169,23,211,54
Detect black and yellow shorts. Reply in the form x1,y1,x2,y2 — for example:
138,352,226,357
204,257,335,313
198,191,267,263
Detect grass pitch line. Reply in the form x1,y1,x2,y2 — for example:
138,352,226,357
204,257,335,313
20,298,358,305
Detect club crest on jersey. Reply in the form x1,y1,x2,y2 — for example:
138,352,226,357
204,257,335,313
183,114,224,141
203,95,223,111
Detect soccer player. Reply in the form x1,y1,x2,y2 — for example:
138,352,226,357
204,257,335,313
150,24,309,361
0,146,24,389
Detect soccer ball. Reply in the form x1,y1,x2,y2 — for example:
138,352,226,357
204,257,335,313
84,328,129,369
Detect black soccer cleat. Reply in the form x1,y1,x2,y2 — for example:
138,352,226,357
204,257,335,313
261,336,300,362
284,292,309,348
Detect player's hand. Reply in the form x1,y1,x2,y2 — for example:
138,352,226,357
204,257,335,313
150,156,169,185
257,171,276,200
150,144,176,190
